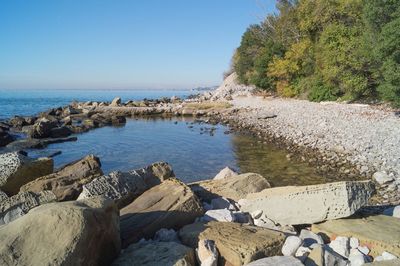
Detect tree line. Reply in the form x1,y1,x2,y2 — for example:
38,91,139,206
232,0,400,105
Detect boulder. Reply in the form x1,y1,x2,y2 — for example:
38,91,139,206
110,97,122,106
0,130,14,147
213,166,238,180
111,115,126,125
112,241,195,266
120,178,204,248
190,173,271,202
179,221,286,266
197,239,218,266
0,152,53,195
299,229,324,247
200,209,235,222
312,215,400,257
373,171,394,185
304,245,347,266
245,256,304,266
239,181,375,225
20,155,103,201
78,161,174,208
0,191,56,224
9,116,28,128
28,118,58,138
329,236,350,258
281,236,303,256
49,126,72,138
0,197,120,266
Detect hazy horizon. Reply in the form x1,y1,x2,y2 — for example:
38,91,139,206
0,0,276,90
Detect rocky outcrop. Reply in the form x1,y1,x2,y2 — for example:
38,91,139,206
239,181,375,225
27,118,58,138
0,152,53,195
0,197,120,266
112,241,196,266
190,173,271,202
20,155,103,201
120,178,204,248
179,222,286,266
0,191,56,224
312,215,400,257
78,162,174,208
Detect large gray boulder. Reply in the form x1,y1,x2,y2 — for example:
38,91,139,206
190,173,271,202
0,152,53,195
112,241,196,266
0,191,56,225
120,178,204,248
78,162,174,208
27,118,58,138
20,155,103,201
239,181,375,225
0,197,120,266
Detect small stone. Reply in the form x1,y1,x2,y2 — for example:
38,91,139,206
329,236,350,258
373,171,394,185
245,256,304,266
382,251,398,261
348,248,367,266
281,236,303,256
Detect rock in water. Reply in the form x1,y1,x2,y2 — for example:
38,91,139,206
213,166,238,180
0,152,53,195
120,178,204,248
27,118,58,138
245,256,304,266
312,215,400,257
190,173,271,202
112,241,196,266
239,181,375,225
0,197,120,265
179,222,285,266
78,161,174,208
20,155,103,201
0,130,14,147
0,191,56,224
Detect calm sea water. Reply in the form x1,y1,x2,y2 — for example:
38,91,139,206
0,89,342,185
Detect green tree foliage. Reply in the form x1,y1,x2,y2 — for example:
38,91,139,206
232,0,400,105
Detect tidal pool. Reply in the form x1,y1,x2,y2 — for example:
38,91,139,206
26,117,338,185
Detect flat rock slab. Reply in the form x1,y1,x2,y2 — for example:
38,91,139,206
112,241,195,266
20,155,103,201
0,191,56,224
120,178,204,248
78,162,174,208
0,197,120,266
239,181,375,225
312,215,400,257
179,221,286,266
0,152,53,195
190,173,271,201
366,260,400,265
245,256,304,266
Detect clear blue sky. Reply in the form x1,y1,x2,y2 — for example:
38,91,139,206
0,0,276,90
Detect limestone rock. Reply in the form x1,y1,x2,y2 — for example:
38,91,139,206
213,166,238,180
197,239,218,266
329,236,350,258
120,178,204,248
110,97,122,106
200,209,235,222
78,161,174,208
0,197,121,266
179,221,285,266
190,173,271,202
304,245,347,266
20,155,103,201
112,241,195,266
239,181,375,225
28,118,58,138
373,171,394,185
0,151,53,195
245,256,304,266
304,245,324,266
299,229,324,247
0,191,56,224
282,236,303,256
312,215,400,257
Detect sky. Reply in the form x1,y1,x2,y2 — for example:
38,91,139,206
0,0,276,90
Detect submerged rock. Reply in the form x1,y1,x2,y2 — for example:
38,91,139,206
0,151,53,195
190,173,271,202
120,178,204,248
0,197,121,266
179,221,285,266
112,241,195,266
20,155,103,201
239,181,375,225
78,161,174,208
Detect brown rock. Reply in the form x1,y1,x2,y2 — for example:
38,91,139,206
120,178,204,248
20,155,103,201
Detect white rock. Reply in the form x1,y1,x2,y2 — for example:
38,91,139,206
350,237,359,249
213,167,238,180
245,256,304,266
383,205,400,218
373,171,394,185
324,246,348,266
197,239,218,266
250,210,263,219
210,197,237,211
299,229,324,247
358,246,370,256
153,228,179,243
329,236,350,258
348,252,366,266
281,236,303,256
201,209,234,222
381,251,398,261
295,246,311,262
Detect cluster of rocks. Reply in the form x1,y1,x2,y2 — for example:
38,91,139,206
1,150,399,265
